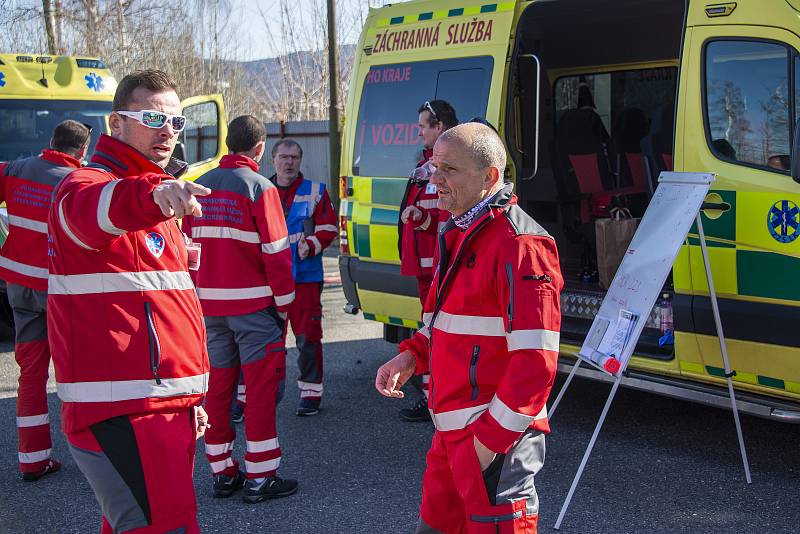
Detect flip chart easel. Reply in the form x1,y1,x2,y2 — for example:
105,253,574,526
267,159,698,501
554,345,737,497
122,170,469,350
548,172,752,530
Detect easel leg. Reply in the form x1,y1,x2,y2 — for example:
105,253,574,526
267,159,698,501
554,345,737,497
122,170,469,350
554,375,623,530
696,215,752,484
549,358,581,421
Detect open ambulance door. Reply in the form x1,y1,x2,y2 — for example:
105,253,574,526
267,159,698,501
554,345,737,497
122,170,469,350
178,94,227,181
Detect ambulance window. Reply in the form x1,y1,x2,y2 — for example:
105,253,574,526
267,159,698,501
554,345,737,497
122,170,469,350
705,40,791,173
353,56,493,177
181,101,219,165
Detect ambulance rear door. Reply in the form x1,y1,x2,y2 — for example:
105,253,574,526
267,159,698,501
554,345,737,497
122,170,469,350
179,94,227,181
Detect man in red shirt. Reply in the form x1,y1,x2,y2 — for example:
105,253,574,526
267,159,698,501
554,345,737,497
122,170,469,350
397,100,458,423
376,123,563,533
0,120,90,481
269,139,337,416
49,70,211,533
183,115,298,502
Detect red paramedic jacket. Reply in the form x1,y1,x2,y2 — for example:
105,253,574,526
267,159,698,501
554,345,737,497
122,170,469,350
0,150,82,290
48,134,209,434
400,184,564,454
182,154,295,316
398,151,444,277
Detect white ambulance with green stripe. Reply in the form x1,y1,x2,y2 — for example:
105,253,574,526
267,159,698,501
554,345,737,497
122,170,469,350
339,0,800,422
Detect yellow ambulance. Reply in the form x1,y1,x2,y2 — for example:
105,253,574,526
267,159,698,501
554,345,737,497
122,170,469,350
338,0,800,422
0,53,226,178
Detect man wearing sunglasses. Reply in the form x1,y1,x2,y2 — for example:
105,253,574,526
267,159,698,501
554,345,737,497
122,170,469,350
47,70,211,534
0,120,90,483
397,99,458,424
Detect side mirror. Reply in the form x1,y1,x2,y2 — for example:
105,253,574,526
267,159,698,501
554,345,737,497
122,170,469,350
173,141,186,162
793,118,800,184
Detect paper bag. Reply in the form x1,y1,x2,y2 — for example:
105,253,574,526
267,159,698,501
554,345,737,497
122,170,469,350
595,213,639,289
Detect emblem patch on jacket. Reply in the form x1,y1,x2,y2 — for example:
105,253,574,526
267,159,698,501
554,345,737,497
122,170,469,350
145,232,165,258
426,183,437,194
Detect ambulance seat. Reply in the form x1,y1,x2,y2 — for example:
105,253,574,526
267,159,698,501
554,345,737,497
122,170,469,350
612,107,649,193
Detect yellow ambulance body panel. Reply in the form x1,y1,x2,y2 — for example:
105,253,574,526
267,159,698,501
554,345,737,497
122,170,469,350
339,0,800,421
0,54,226,181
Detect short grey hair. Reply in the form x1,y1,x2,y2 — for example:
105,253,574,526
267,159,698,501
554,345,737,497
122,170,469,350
438,123,506,171
271,138,303,159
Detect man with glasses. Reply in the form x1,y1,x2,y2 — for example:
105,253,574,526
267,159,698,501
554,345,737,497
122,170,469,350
397,99,458,423
268,139,337,417
48,70,211,533
0,120,90,482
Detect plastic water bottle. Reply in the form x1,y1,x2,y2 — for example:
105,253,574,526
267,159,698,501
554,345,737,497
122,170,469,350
658,293,674,346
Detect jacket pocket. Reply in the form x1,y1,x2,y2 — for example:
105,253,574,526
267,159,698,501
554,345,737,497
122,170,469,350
144,302,162,385
469,345,480,401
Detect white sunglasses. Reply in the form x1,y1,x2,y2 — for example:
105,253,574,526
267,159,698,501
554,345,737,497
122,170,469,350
116,110,187,131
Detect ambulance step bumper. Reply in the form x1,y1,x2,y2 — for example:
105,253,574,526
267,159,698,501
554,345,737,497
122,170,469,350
557,358,800,424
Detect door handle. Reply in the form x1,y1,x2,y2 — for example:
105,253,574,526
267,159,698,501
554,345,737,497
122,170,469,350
701,193,731,220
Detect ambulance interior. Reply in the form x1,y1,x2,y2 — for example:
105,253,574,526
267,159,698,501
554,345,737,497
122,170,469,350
509,0,686,356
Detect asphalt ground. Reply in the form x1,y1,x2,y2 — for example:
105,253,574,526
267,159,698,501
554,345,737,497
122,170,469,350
0,256,799,533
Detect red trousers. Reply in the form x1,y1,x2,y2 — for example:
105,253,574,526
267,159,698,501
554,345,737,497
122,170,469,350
8,284,52,474
67,410,199,533
204,307,286,479
288,282,324,401
416,430,542,534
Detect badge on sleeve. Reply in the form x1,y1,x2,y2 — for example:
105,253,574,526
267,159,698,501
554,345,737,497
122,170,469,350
145,232,166,258
426,183,437,194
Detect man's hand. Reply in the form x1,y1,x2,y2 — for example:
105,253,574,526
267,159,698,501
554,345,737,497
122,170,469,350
195,406,210,440
375,350,416,399
297,236,310,260
153,179,211,218
401,205,422,224
474,435,497,471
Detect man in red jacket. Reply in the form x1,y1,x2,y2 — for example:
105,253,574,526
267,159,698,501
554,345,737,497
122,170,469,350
0,120,90,481
269,139,337,416
183,115,298,502
376,123,563,533
397,99,458,423
48,70,211,533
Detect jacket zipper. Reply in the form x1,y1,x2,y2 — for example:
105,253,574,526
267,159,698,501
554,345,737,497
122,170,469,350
144,302,162,385
505,263,515,333
429,216,492,413
469,345,481,401
523,274,552,282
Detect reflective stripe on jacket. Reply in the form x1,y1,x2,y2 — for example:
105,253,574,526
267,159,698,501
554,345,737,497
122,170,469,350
399,183,563,454
0,150,80,290
183,154,295,316
47,134,209,434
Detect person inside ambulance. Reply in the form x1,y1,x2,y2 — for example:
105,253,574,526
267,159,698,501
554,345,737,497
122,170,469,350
182,115,298,502
0,119,90,481
269,139,337,416
48,70,211,533
396,99,458,423
376,122,563,533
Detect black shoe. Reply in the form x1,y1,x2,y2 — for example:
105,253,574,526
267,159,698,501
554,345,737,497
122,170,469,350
22,459,61,482
231,404,244,425
296,398,320,417
242,476,298,503
399,397,431,423
213,470,245,498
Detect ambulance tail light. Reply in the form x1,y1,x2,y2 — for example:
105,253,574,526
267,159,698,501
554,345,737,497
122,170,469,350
339,213,351,255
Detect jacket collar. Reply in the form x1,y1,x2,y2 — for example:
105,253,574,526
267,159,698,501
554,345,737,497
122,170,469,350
40,149,82,169
441,182,515,236
220,154,260,172
269,172,305,189
90,134,184,178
